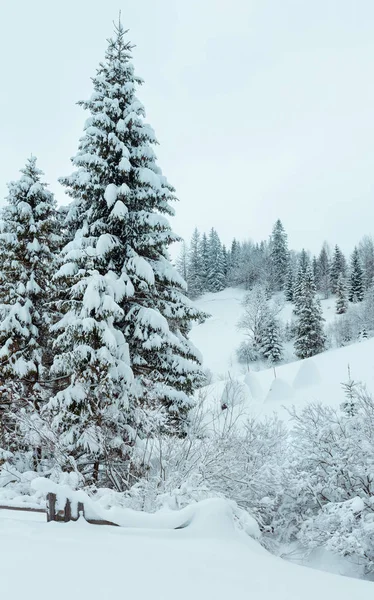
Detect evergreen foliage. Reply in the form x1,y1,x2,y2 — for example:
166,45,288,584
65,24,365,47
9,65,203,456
260,317,283,363
186,228,203,298
269,219,288,292
330,245,347,293
48,21,206,483
335,275,348,314
294,266,325,359
349,247,364,303
207,228,226,292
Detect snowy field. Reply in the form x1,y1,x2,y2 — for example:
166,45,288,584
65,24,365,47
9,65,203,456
0,501,372,600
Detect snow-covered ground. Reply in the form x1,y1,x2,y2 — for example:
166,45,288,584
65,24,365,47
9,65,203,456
190,287,339,380
190,287,374,420
0,500,372,600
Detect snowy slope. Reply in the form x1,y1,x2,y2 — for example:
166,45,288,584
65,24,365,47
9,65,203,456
190,288,374,419
190,287,339,379
0,502,372,600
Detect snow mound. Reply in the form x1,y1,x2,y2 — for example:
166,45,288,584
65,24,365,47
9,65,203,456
221,379,251,407
293,359,321,389
244,371,264,400
265,378,294,402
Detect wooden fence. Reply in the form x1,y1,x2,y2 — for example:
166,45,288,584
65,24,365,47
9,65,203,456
0,493,118,526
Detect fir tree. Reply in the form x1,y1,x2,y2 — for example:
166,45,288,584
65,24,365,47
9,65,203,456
260,317,283,363
176,242,188,282
330,245,347,293
199,232,209,292
285,265,294,302
335,275,348,314
293,250,310,315
316,243,331,299
207,228,226,292
53,19,205,469
0,157,61,459
349,247,364,303
186,228,203,298
294,266,325,359
269,219,288,292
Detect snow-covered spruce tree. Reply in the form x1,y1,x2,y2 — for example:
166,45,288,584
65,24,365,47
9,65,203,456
0,157,61,460
316,242,331,299
199,232,209,292
176,241,188,282
55,21,205,446
335,274,348,314
260,317,283,363
358,235,374,291
207,228,226,292
269,219,288,292
349,247,364,303
294,266,325,359
285,265,294,302
330,244,347,294
293,249,310,315
186,228,203,298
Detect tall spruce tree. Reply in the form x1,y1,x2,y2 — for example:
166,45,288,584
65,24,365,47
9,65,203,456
51,20,205,478
176,242,188,282
335,275,348,314
294,266,325,359
199,232,209,292
207,228,226,292
186,228,203,298
260,317,283,363
349,247,364,303
316,243,331,299
269,219,288,292
330,245,347,293
285,265,294,302
0,157,61,458
293,249,310,315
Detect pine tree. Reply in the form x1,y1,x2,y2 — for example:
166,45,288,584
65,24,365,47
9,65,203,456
335,275,348,314
293,250,310,315
285,265,294,302
269,219,288,292
260,317,283,363
176,242,188,282
52,20,205,474
349,247,364,303
0,157,61,459
294,266,325,359
316,243,331,298
330,245,347,293
186,228,203,298
199,232,209,292
207,228,226,292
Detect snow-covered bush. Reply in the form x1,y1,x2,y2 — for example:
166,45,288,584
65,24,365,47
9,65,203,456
277,386,374,572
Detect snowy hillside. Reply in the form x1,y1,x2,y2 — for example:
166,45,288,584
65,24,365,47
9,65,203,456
190,287,374,419
190,287,340,379
0,502,372,600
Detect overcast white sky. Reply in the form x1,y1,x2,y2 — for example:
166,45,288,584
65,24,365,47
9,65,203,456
1,0,373,255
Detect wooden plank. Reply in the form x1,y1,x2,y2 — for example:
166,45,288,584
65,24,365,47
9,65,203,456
0,505,46,514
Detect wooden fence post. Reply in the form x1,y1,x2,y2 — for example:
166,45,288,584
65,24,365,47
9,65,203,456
46,493,56,523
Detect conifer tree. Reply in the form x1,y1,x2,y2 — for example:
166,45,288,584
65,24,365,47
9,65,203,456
349,247,364,303
0,157,61,458
207,228,226,292
285,265,294,302
293,250,310,315
294,266,325,359
316,243,331,298
176,242,188,282
52,20,205,471
330,245,347,293
199,232,209,292
260,317,283,363
269,219,288,292
186,228,203,298
335,275,348,314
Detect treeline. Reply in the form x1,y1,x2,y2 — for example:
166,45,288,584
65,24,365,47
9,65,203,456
179,219,374,307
